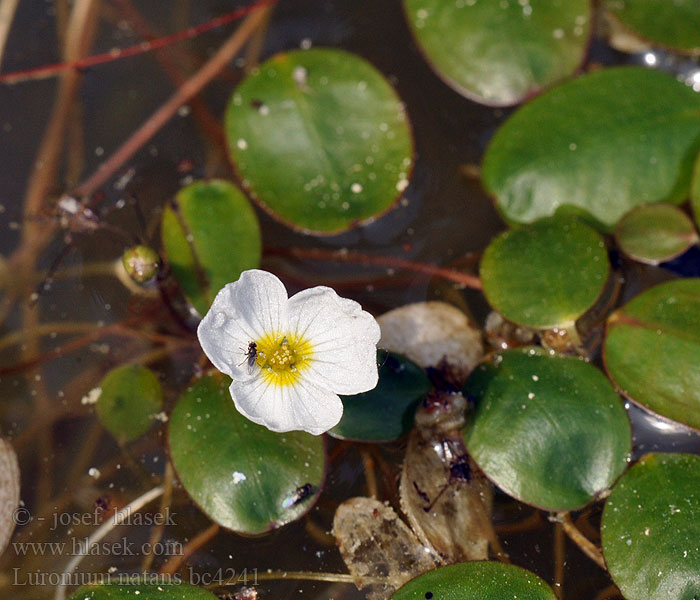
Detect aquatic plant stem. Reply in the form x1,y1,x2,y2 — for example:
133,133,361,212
159,522,220,576
142,462,175,573
360,448,378,498
554,512,606,570
19,0,100,516
70,3,274,201
265,247,483,290
553,521,565,598
0,0,19,69
212,571,386,587
55,485,165,600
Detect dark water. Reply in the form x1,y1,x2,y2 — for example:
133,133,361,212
1,1,699,599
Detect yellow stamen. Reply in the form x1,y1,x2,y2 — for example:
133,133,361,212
255,332,313,387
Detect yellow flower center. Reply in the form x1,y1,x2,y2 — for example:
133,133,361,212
255,333,313,387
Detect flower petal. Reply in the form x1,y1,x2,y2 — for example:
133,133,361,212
230,373,343,435
197,269,288,378
287,287,380,395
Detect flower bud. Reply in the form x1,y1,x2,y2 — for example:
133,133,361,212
122,245,160,284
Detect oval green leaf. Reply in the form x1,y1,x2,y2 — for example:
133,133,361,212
225,48,414,234
96,365,162,444
391,561,557,600
480,216,609,329
615,204,698,265
403,0,591,106
161,179,261,316
482,67,700,230
604,278,700,430
601,452,700,600
330,351,431,442
70,582,218,600
168,372,325,534
604,0,700,54
691,152,700,231
464,348,631,511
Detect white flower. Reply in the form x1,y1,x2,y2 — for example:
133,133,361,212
197,269,381,435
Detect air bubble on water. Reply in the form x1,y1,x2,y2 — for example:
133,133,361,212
351,183,363,193
237,139,248,150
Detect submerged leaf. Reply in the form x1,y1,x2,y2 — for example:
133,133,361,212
333,497,438,600
399,391,493,563
0,439,19,557
377,301,483,384
225,48,414,234
96,365,163,444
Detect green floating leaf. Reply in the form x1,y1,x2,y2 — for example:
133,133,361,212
225,48,414,234
604,0,700,54
70,582,218,600
390,561,557,600
464,348,631,511
691,152,700,231
168,373,325,534
482,67,700,230
615,204,698,265
161,179,261,316
96,365,162,444
602,453,700,600
403,0,591,106
480,216,609,329
330,351,431,442
604,278,700,430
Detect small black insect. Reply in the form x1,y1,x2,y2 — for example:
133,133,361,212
282,483,314,508
243,342,258,374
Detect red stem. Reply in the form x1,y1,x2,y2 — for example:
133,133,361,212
0,0,277,84
265,246,483,290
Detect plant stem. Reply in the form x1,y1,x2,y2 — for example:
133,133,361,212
554,512,606,570
54,485,165,600
141,462,175,573
265,246,483,290
553,520,565,598
159,523,220,576
0,0,19,69
211,570,383,586
71,2,274,200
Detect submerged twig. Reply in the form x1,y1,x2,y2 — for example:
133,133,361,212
142,462,175,573
265,247,483,290
553,520,565,598
159,522,220,576
55,485,165,600
70,2,274,200
0,0,19,69
553,512,606,570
